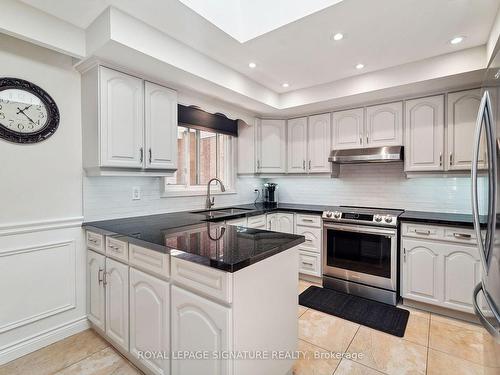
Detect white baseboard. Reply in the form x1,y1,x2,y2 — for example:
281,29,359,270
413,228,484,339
0,317,90,365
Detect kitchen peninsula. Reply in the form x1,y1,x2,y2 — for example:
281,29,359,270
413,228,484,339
83,207,305,375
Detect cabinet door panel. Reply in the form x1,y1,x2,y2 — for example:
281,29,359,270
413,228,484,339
145,82,177,170
277,213,295,234
404,95,444,171
267,213,278,231
332,108,364,150
105,258,129,351
442,245,482,313
130,268,170,375
237,121,255,174
308,113,331,172
287,117,308,173
366,102,403,147
447,89,485,170
87,250,105,331
171,286,231,375
257,119,286,173
402,239,440,304
100,67,144,168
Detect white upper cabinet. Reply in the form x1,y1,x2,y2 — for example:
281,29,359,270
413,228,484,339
404,95,444,172
105,257,129,352
82,65,178,175
308,113,331,173
332,108,364,150
447,89,485,170
145,81,178,170
100,67,144,168
287,117,308,173
237,121,255,174
130,268,170,375
365,102,403,147
257,119,286,173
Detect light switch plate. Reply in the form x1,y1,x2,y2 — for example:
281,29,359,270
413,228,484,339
132,186,141,200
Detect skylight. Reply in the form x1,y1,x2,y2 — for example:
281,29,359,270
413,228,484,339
178,0,344,43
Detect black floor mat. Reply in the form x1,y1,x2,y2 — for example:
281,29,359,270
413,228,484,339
299,286,409,337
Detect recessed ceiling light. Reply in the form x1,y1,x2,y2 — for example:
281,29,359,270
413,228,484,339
450,36,464,45
332,33,344,41
248,62,257,68
355,63,364,70
282,83,289,88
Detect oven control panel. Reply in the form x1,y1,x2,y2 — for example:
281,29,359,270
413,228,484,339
322,211,398,227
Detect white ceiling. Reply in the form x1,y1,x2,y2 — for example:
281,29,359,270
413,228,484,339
19,0,500,93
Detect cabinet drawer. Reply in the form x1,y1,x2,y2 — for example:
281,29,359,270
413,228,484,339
106,237,129,263
87,231,104,253
225,217,248,227
295,226,321,253
171,257,232,303
296,214,321,228
443,227,477,244
299,250,321,277
402,223,444,240
247,214,267,229
129,244,170,279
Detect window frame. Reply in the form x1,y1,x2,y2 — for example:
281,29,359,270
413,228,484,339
162,126,237,197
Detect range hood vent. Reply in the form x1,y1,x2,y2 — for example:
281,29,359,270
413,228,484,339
329,146,404,164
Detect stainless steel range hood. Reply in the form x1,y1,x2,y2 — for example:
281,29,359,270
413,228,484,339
329,146,404,164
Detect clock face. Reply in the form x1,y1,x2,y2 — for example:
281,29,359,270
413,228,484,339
0,78,59,144
0,89,48,134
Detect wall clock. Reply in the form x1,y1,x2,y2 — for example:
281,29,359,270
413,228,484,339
0,77,60,144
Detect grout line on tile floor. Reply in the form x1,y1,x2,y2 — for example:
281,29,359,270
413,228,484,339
51,346,110,375
425,314,431,374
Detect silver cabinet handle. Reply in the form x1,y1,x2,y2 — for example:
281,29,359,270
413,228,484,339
453,233,471,239
98,268,104,284
414,229,430,235
302,219,314,222
366,135,369,144
305,238,313,242
439,153,442,166
88,238,98,244
308,160,311,170
449,153,453,166
140,147,143,163
302,262,314,266
359,136,362,145
403,248,406,262
103,271,108,286
149,148,152,164
257,159,260,170
303,160,305,170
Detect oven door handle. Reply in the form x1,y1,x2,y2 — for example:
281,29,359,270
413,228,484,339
323,223,396,237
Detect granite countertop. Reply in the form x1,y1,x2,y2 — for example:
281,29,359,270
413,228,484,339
83,203,331,272
400,210,488,228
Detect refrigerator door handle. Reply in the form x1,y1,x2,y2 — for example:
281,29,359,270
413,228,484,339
473,282,500,340
472,90,495,273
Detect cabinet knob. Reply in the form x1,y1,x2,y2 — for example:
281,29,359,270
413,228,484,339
140,147,144,163
149,148,152,164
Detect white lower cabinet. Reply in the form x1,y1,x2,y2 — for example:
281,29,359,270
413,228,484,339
87,250,106,331
246,214,267,229
171,285,232,375
401,224,482,314
267,212,294,233
298,250,321,276
130,268,170,375
105,257,129,351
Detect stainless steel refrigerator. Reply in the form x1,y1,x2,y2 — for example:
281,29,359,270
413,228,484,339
471,49,500,342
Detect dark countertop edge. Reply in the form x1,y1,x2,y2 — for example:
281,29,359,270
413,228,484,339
170,235,305,272
399,211,486,228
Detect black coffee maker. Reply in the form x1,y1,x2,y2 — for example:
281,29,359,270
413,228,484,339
263,183,278,208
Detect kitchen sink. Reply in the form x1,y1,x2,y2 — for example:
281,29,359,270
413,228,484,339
192,207,253,216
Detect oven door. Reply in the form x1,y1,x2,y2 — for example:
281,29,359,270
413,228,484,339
323,223,397,291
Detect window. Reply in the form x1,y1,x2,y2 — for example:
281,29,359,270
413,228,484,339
164,126,235,195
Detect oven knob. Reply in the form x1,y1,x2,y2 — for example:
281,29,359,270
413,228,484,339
384,215,393,223
325,211,332,218
374,215,382,222
333,211,341,219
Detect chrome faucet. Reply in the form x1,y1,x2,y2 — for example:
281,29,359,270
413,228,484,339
206,178,226,209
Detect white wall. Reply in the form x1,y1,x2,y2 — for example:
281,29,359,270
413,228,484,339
0,34,87,364
269,163,479,214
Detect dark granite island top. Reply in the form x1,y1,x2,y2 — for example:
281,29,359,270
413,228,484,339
83,210,305,272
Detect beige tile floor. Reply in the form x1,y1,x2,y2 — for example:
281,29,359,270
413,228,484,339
1,280,498,375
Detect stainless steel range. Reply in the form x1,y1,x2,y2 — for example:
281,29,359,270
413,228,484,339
322,206,404,305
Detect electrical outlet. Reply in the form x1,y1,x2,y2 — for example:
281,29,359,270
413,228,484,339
132,186,141,200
